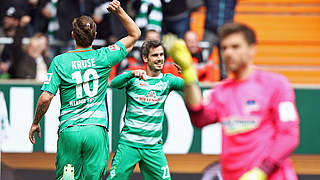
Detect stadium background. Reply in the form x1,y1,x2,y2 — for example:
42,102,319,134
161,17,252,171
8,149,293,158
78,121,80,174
1,0,320,179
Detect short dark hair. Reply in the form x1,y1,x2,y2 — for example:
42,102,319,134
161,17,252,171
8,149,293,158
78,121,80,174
141,40,164,58
72,16,96,47
218,22,256,45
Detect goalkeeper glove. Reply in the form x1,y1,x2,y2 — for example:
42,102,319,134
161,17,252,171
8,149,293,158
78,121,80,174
163,34,197,84
239,168,267,180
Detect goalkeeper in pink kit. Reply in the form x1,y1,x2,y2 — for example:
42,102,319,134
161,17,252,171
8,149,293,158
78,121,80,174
165,23,300,180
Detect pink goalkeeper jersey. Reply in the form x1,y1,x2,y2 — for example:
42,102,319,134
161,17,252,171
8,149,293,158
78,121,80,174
189,69,300,180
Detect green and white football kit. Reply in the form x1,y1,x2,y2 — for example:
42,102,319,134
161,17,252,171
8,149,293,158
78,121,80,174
108,71,184,180
42,42,127,180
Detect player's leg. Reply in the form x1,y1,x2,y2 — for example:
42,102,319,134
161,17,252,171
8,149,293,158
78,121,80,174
139,148,171,180
107,143,141,180
81,125,110,180
55,126,83,180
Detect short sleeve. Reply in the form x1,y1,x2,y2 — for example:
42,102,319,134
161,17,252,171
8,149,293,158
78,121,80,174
100,41,127,67
168,74,184,91
41,57,61,95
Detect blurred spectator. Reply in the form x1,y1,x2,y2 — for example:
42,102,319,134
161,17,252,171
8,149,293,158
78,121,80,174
0,0,10,23
41,0,58,42
144,29,161,41
135,0,162,34
0,6,26,79
42,0,105,57
0,0,47,37
26,0,51,36
92,1,114,42
161,0,189,38
161,0,203,38
93,0,129,44
1,6,25,37
8,16,51,81
203,0,237,80
184,30,216,82
184,30,205,63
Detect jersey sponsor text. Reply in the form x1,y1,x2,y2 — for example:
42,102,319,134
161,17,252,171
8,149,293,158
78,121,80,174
69,97,95,106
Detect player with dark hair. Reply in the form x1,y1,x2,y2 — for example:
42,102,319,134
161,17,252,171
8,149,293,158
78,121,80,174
108,40,184,180
166,22,300,180
28,0,141,179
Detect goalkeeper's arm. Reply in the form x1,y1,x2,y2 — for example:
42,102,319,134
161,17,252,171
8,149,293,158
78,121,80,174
163,36,202,108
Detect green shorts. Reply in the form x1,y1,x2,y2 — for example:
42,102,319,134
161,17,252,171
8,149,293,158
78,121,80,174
56,125,109,180
107,143,171,180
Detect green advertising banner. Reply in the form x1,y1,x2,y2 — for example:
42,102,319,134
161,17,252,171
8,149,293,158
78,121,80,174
1,82,319,154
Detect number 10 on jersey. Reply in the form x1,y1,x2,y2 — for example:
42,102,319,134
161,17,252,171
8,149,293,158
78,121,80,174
72,69,99,98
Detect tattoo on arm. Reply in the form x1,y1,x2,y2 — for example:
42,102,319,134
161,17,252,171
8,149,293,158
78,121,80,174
33,91,54,124
33,103,47,124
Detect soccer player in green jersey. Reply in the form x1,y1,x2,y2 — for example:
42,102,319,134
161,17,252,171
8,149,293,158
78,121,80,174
108,40,184,180
28,0,141,179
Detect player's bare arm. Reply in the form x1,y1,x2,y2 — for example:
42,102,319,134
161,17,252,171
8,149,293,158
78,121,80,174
29,91,54,144
107,0,141,54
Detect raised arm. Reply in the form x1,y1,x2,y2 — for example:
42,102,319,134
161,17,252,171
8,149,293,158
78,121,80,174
107,0,141,54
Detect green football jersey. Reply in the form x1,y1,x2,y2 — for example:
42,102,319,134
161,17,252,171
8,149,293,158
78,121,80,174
110,71,184,149
42,42,127,134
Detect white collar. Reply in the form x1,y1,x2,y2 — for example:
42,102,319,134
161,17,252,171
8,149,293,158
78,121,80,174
145,73,163,80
